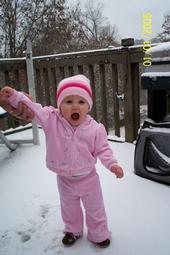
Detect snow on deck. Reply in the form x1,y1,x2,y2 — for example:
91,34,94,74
0,107,7,115
148,42,170,55
142,72,170,77
0,128,170,255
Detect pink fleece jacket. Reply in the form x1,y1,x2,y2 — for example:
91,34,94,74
8,91,118,176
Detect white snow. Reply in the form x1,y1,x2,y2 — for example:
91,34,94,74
142,72,170,77
0,107,6,115
147,42,170,58
0,128,170,255
148,42,170,54
152,56,170,62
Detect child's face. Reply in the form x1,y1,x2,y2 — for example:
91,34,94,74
60,95,90,127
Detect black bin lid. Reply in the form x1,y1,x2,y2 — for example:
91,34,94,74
141,72,170,90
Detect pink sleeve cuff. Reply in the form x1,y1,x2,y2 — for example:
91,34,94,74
8,91,26,108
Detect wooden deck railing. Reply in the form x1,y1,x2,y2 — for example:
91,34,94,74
0,38,144,142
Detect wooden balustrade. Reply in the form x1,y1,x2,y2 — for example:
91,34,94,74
0,38,144,142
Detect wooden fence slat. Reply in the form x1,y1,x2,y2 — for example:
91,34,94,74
99,64,108,133
35,68,44,104
111,64,120,137
88,65,97,120
43,68,51,106
78,65,83,74
19,66,28,93
68,66,74,76
4,70,9,85
122,49,135,142
59,66,65,80
131,63,140,137
49,67,57,107
14,70,20,90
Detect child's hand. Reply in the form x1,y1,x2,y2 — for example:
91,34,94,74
110,164,124,178
0,86,14,98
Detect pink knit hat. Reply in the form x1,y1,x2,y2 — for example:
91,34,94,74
56,74,93,110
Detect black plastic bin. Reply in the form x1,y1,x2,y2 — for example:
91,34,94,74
141,73,170,122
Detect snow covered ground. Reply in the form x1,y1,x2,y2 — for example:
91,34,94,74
0,128,170,255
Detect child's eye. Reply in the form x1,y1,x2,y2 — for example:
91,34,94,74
79,100,85,104
66,100,72,104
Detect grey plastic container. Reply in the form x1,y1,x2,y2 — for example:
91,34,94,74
134,119,170,184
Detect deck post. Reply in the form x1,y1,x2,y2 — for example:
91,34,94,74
26,40,40,145
121,37,138,142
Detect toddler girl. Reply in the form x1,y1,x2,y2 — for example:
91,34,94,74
0,74,124,248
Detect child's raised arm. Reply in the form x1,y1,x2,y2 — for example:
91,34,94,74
0,87,34,121
0,86,53,129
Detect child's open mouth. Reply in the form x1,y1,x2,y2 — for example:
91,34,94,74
71,113,80,120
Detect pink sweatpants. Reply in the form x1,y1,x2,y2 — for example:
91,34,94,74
57,170,111,243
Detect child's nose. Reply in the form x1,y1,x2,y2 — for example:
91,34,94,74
72,102,79,108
